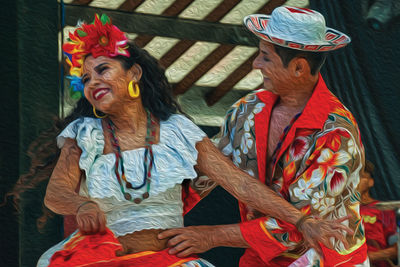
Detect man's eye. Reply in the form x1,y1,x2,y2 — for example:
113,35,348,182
263,57,270,62
82,77,89,84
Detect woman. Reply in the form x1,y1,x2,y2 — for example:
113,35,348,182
38,14,350,266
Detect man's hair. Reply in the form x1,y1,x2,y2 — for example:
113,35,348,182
273,44,327,75
365,160,375,174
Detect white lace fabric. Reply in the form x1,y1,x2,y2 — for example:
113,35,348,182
57,114,206,236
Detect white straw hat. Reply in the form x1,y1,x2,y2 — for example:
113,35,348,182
244,6,351,52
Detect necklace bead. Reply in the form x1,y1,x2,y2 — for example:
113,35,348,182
107,109,155,204
124,193,132,201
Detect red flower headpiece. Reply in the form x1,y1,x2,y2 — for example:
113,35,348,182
63,14,130,77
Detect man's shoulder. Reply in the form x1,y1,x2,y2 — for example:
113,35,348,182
316,89,359,129
227,89,267,120
231,89,265,108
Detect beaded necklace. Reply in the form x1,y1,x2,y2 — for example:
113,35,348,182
106,109,156,203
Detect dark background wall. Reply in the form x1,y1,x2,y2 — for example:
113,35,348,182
1,1,399,266
0,0,20,265
0,0,61,266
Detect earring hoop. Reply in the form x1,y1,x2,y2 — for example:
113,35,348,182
93,106,107,118
128,80,140,98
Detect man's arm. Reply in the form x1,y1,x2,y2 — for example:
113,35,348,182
196,138,303,225
160,137,352,258
159,224,248,257
368,244,397,262
188,175,218,199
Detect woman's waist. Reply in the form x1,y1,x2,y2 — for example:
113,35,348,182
116,228,169,255
108,215,184,237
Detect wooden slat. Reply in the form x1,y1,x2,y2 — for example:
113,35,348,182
204,0,241,22
159,40,195,67
165,0,241,95
258,0,287,14
71,0,93,5
206,52,258,106
160,0,241,70
64,5,257,46
132,0,193,48
202,0,287,105
162,0,193,16
133,35,154,47
118,0,145,11
173,45,235,95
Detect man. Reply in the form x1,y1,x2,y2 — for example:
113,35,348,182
359,160,397,267
160,6,368,266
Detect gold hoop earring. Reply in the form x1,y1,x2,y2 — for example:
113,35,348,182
93,106,107,118
128,80,140,98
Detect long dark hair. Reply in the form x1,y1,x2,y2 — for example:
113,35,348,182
6,41,184,229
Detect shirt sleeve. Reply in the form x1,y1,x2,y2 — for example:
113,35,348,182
216,99,243,158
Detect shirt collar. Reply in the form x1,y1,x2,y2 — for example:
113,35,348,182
293,73,337,130
256,73,336,131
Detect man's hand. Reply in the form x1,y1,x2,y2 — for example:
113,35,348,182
158,226,215,257
298,216,354,255
76,201,107,235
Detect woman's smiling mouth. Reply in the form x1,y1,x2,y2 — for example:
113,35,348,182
93,88,110,100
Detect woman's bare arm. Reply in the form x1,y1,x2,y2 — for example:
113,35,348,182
44,138,88,215
45,138,106,234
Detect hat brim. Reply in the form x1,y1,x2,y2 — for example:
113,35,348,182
244,14,351,52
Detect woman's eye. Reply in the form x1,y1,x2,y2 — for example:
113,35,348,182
98,66,108,73
82,77,89,84
263,57,270,62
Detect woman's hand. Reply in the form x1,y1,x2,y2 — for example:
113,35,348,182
76,201,107,235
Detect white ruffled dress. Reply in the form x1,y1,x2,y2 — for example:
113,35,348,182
37,114,215,267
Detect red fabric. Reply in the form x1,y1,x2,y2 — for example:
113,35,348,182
240,218,288,264
360,202,397,267
63,215,78,238
239,247,297,267
49,228,198,267
254,90,278,185
49,229,122,267
182,179,201,215
321,241,368,267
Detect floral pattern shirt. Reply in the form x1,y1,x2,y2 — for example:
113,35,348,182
217,74,368,266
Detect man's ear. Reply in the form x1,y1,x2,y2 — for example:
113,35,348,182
368,177,374,188
289,57,310,77
129,63,143,81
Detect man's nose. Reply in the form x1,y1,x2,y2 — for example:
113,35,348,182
252,55,262,70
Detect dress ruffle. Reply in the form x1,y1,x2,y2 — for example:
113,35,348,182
57,115,206,198
57,114,206,236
